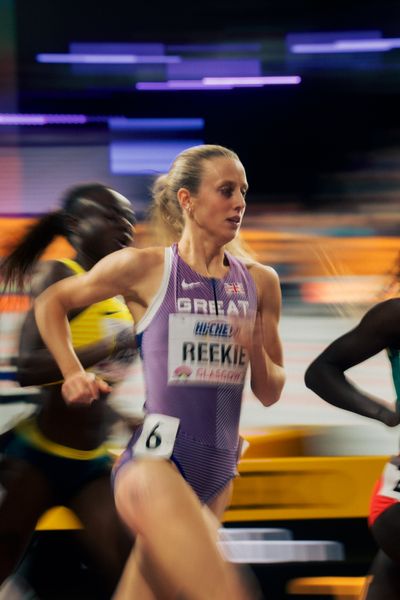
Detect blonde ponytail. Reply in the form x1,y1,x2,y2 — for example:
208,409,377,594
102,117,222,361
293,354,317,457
149,174,184,246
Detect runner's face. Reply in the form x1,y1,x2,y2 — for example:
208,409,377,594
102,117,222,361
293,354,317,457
189,157,248,244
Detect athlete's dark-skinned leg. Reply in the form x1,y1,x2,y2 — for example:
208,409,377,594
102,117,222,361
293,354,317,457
0,456,53,582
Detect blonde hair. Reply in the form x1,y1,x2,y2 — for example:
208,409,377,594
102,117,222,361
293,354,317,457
149,144,255,263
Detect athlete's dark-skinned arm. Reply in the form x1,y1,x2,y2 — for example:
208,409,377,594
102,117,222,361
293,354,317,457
34,247,144,404
16,260,133,387
16,326,132,387
248,264,285,406
305,299,400,427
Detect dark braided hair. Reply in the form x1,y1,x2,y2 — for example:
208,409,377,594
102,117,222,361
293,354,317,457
1,183,111,291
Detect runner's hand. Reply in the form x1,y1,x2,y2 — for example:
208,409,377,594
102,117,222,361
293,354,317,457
61,371,111,405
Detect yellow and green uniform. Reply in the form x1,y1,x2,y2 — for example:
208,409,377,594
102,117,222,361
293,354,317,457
2,418,113,502
0,258,135,499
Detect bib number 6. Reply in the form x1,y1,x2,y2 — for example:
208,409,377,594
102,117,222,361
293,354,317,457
133,414,180,459
146,423,162,449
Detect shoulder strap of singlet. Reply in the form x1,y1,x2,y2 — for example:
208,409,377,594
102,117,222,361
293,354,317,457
56,258,86,275
136,247,173,334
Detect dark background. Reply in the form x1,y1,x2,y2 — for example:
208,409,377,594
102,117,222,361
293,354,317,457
10,0,400,206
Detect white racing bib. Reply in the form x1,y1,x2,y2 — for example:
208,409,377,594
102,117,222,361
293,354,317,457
133,413,180,459
168,313,249,386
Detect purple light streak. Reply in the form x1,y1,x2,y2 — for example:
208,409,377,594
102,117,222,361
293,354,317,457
0,115,205,128
0,114,88,125
291,38,400,54
203,76,301,85
136,76,301,90
110,140,204,174
167,59,261,79
37,53,181,64
108,118,204,130
136,81,233,90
